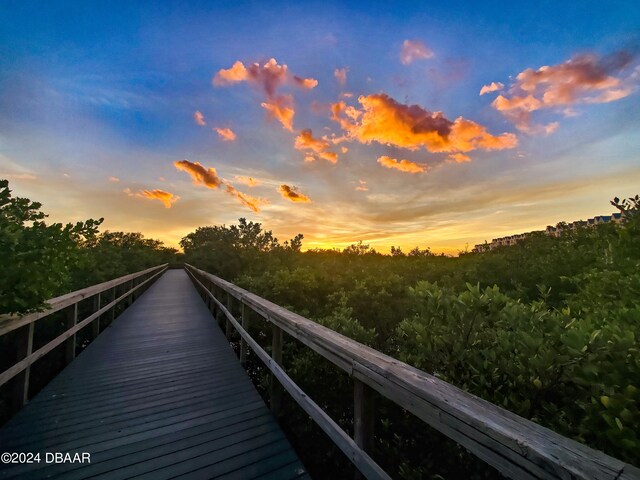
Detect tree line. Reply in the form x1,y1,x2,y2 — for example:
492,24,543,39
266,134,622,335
1,177,638,478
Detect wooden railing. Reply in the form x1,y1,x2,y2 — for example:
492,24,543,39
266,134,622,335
0,264,168,413
185,264,640,480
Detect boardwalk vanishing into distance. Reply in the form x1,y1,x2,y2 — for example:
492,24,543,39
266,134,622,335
0,265,639,480
0,269,307,479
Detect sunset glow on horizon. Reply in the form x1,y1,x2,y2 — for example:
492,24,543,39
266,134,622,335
1,1,639,254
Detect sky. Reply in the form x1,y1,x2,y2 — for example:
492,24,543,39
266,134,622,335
1,1,639,254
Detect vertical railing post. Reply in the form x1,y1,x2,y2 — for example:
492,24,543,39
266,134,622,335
240,302,249,367
270,324,283,416
127,279,134,306
205,280,212,310
91,292,101,340
214,287,223,326
65,303,78,364
109,287,116,323
354,378,375,479
12,322,34,411
225,292,233,339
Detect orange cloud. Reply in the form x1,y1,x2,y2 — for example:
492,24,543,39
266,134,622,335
334,68,348,86
479,82,504,95
213,58,317,133
279,184,311,203
214,58,317,96
261,95,295,131
174,160,223,188
491,50,638,133
124,188,179,208
194,110,206,126
294,129,338,163
260,95,296,132
355,179,368,191
233,176,260,187
224,184,265,212
448,153,471,163
400,39,434,65
173,160,266,212
213,61,248,85
377,156,428,173
331,93,517,154
214,127,237,141
108,176,120,182
293,76,318,89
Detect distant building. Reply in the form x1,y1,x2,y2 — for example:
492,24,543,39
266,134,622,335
473,211,624,253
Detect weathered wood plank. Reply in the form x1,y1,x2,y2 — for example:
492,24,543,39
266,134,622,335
0,266,167,388
10,322,34,412
0,270,306,480
0,264,167,337
187,269,390,480
270,325,283,416
186,263,639,480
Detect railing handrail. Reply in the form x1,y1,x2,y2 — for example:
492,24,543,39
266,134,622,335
0,264,168,337
0,263,169,413
184,263,640,480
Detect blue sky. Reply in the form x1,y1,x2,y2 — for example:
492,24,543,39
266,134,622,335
1,1,639,252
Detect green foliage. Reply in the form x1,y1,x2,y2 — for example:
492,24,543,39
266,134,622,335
183,198,640,476
0,179,177,314
0,179,102,314
180,218,303,279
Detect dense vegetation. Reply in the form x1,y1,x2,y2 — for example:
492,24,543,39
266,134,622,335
0,179,178,315
1,177,638,478
181,196,640,477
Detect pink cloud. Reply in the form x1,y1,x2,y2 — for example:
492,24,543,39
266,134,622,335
491,50,638,134
194,111,206,126
479,82,504,95
334,68,348,86
400,40,434,65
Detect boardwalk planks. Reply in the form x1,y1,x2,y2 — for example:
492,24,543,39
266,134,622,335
0,270,308,480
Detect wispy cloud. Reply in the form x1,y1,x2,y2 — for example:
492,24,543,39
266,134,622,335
479,81,504,95
108,176,120,182
355,179,368,191
173,159,266,212
377,156,428,173
489,50,638,133
214,127,237,141
124,188,179,208
293,76,318,89
334,67,348,86
233,175,260,187
279,184,311,203
261,95,295,131
448,153,471,163
194,110,206,126
294,129,338,163
400,39,434,65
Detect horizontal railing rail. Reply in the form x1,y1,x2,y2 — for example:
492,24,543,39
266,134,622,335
0,264,168,413
185,263,640,480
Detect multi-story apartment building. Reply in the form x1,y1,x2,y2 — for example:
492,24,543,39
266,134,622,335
473,212,623,253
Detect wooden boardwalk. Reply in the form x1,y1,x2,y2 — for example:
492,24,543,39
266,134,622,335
0,270,308,480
